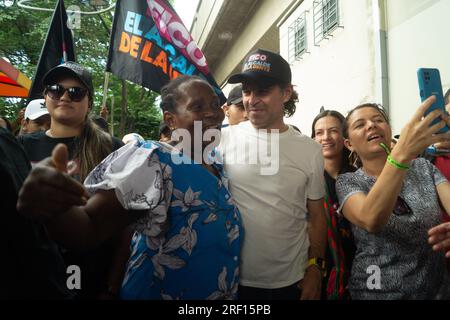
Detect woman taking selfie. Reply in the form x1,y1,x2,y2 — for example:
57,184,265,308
336,97,450,299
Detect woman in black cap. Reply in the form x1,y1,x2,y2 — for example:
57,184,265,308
18,61,123,299
19,61,122,181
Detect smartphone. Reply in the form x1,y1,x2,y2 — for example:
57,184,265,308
417,68,449,133
426,145,450,156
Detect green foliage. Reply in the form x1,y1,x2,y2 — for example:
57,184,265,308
0,0,162,140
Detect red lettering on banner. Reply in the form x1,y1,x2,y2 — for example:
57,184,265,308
146,0,209,73
168,22,189,49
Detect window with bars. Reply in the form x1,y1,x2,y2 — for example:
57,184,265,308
313,0,340,46
323,0,339,33
288,12,307,63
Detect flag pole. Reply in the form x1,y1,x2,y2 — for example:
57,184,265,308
102,71,110,109
111,94,115,136
59,0,68,62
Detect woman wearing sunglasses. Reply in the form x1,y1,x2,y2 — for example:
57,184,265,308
18,62,123,299
19,62,123,182
336,97,450,299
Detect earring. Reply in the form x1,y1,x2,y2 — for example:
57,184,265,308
348,150,360,167
225,112,230,117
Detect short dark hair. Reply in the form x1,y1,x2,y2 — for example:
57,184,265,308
160,75,212,113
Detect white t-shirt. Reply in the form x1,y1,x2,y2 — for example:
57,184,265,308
219,121,325,288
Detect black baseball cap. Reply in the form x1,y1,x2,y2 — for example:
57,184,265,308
226,85,243,106
228,48,291,85
43,61,94,98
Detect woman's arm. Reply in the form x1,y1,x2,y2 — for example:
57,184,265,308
99,226,134,299
340,165,406,233
436,181,450,217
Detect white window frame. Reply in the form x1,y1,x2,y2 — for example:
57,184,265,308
288,12,308,63
313,0,341,46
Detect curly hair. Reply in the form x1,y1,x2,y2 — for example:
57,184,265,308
283,85,298,117
160,75,212,113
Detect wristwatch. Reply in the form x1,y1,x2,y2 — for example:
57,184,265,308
307,257,327,277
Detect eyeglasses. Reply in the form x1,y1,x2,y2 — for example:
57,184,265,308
393,196,412,216
45,84,88,102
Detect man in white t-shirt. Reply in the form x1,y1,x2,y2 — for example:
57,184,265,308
219,48,327,300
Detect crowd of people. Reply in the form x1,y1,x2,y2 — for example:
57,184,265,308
1,48,450,300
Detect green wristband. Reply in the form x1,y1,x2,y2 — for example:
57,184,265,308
387,154,410,170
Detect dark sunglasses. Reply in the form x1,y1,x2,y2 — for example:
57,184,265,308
393,196,412,216
45,84,88,102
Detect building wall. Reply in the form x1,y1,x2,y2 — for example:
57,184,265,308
279,0,378,136
190,0,225,47
192,0,297,86
193,0,448,136
385,0,450,134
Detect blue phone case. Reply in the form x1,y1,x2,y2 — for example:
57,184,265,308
417,68,449,134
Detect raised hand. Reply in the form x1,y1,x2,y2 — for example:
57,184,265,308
428,222,450,258
392,96,450,163
17,144,88,222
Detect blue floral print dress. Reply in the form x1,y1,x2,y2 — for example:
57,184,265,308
84,141,242,300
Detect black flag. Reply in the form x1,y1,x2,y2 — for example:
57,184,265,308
106,0,226,104
28,0,76,100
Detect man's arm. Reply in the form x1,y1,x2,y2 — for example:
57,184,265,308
299,198,327,300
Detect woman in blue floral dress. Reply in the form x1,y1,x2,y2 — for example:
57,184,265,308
17,76,242,300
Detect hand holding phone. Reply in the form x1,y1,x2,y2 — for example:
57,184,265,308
417,68,449,134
